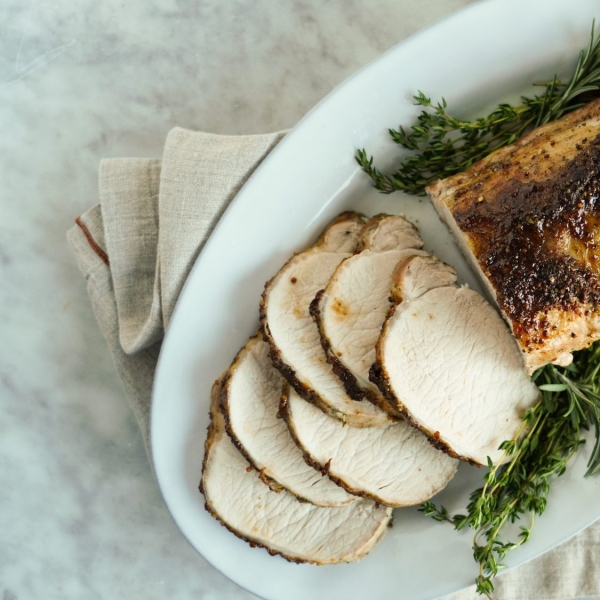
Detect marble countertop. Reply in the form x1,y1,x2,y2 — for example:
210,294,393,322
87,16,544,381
1,1,538,598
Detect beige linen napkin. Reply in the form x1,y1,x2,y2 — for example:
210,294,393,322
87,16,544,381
68,126,600,600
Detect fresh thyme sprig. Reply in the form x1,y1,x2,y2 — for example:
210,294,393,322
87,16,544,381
356,21,600,195
356,19,600,598
420,344,600,598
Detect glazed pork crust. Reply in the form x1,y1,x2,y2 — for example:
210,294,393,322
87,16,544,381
428,99,600,373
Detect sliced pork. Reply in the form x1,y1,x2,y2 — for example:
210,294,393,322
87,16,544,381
200,381,392,564
371,255,540,466
428,99,600,373
281,385,458,507
261,212,391,427
314,214,426,414
221,334,357,507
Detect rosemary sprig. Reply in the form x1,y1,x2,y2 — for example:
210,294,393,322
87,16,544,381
420,344,600,598
356,21,600,196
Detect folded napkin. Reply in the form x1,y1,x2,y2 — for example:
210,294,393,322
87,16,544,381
68,127,600,600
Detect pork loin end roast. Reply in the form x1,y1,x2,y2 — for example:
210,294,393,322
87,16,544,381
428,99,600,374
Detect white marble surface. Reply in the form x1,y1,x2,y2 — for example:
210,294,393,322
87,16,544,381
3,2,600,600
0,1,543,599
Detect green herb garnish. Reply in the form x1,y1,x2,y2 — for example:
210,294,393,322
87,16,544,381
420,347,600,598
356,20,600,599
356,21,600,196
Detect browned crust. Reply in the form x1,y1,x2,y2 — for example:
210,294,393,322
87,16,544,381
199,380,322,564
280,385,410,507
218,334,313,503
369,308,482,467
309,290,403,419
425,98,600,201
426,100,600,368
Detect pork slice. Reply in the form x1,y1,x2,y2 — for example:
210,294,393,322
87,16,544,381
261,212,391,427
314,214,426,415
281,385,458,507
427,99,600,373
200,380,392,564
221,334,357,507
358,212,423,251
371,255,540,466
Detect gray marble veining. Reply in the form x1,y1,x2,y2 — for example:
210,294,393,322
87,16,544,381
0,1,478,599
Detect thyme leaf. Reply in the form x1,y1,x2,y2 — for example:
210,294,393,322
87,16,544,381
356,21,600,196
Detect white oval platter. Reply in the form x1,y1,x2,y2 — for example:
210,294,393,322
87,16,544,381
152,1,600,598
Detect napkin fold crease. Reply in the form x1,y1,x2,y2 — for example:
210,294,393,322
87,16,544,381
68,125,600,600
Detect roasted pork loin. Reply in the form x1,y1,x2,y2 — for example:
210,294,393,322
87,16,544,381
314,214,426,415
220,335,357,507
281,385,458,507
201,380,392,564
371,255,540,465
428,99,600,373
261,212,392,427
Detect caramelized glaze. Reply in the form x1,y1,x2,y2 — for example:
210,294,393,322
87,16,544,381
427,99,600,369
454,134,600,347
